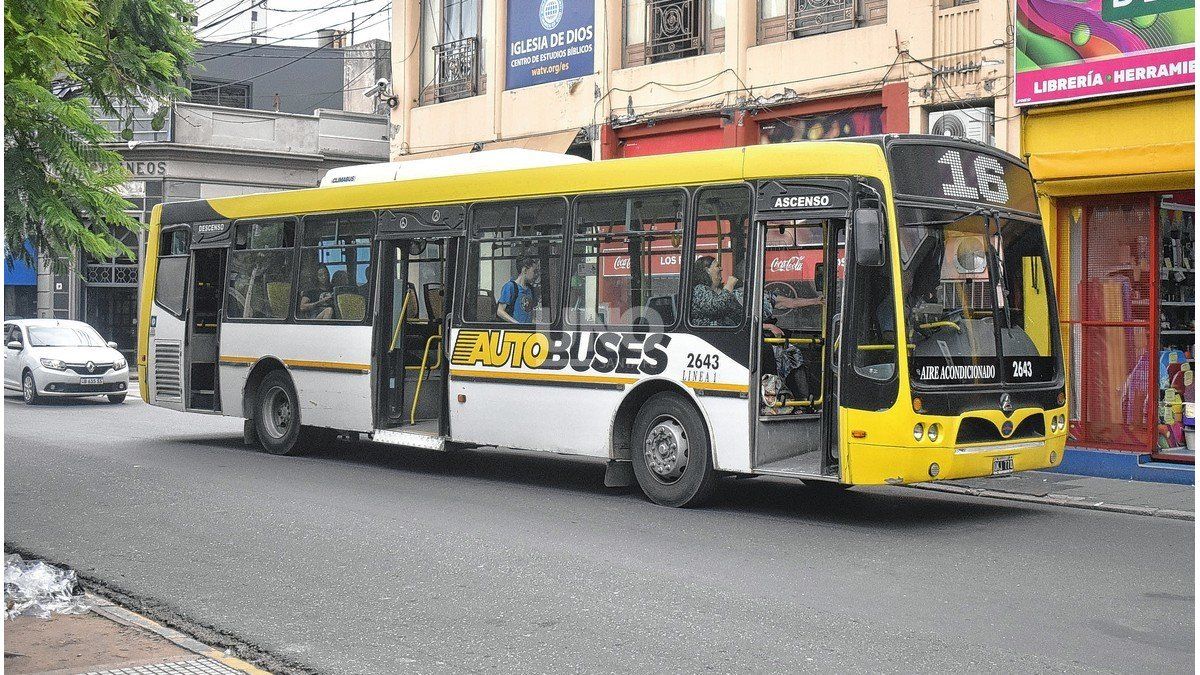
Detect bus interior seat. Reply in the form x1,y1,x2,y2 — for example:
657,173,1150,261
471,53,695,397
336,293,366,321
646,295,677,327
266,282,291,318
475,289,495,321
425,283,445,322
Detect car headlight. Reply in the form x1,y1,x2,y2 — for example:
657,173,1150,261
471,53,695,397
40,358,66,371
114,357,127,371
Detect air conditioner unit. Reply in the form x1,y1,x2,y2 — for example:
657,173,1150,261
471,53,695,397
929,107,995,146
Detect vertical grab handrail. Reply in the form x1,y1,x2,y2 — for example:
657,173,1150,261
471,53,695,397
409,331,443,425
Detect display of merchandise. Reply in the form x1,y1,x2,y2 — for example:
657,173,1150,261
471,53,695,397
1156,199,1195,457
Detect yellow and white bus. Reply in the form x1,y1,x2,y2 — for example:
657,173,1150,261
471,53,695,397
139,136,1068,506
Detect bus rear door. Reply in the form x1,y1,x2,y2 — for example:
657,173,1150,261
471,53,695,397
373,207,463,438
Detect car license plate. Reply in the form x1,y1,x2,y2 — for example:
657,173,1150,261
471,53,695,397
80,376,103,385
992,456,1014,475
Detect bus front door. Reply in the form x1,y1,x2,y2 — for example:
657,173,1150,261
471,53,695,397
752,207,847,479
376,238,451,432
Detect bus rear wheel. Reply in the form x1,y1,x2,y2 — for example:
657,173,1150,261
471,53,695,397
630,392,718,507
254,370,303,455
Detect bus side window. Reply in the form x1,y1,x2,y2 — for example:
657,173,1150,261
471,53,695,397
155,227,190,318
298,212,374,322
846,208,898,388
569,191,684,329
463,199,565,325
687,186,752,328
225,218,296,320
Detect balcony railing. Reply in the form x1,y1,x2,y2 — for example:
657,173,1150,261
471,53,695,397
431,37,480,103
791,0,857,37
648,0,705,62
623,0,722,67
758,0,885,45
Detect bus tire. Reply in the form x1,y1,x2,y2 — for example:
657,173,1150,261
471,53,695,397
630,392,718,507
253,370,303,456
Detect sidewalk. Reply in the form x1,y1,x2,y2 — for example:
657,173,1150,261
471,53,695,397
4,554,269,675
5,599,270,675
915,470,1195,520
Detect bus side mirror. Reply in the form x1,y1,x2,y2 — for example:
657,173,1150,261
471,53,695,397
853,208,885,268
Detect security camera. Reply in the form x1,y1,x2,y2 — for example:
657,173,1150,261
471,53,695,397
363,77,390,99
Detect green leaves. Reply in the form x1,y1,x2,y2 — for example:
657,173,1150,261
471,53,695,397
4,0,197,272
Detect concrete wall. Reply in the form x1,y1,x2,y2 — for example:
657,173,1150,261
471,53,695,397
343,39,393,115
194,42,346,115
390,0,1021,159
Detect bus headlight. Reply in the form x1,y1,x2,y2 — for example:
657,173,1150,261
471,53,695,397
40,358,66,371
927,423,940,442
913,423,925,441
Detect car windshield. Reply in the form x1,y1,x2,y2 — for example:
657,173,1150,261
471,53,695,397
27,326,106,348
897,207,1060,387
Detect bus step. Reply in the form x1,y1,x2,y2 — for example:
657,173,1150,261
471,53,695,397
371,428,446,451
755,453,822,478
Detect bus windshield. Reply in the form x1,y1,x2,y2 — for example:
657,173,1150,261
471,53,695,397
897,207,1060,387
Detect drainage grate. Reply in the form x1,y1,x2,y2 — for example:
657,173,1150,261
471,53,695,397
84,658,245,675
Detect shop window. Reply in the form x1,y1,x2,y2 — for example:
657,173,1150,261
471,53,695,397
688,186,752,328
298,212,374,322
225,218,296,320
464,199,566,325
1156,194,1195,458
568,191,684,329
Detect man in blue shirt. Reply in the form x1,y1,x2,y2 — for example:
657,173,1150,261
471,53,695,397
497,257,539,324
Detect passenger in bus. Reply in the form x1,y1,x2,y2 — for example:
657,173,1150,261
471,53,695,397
299,266,335,320
497,257,538,324
691,255,820,327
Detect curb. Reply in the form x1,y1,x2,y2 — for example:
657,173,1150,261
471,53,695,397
909,482,1195,521
88,594,272,675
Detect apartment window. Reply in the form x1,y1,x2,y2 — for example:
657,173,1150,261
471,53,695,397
464,200,567,324
567,191,685,329
623,0,725,67
759,0,886,45
189,79,251,108
420,0,483,103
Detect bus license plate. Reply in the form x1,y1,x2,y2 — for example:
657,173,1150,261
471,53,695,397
992,456,1014,475
80,377,102,385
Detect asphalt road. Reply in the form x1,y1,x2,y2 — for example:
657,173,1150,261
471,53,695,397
5,395,1195,674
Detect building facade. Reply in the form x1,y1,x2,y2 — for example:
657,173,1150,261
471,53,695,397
389,0,1018,159
1015,0,1195,463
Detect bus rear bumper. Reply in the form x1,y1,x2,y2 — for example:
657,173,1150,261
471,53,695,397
845,435,1068,485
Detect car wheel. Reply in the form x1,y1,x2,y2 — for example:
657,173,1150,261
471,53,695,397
21,371,40,405
107,393,127,404
253,370,303,455
630,392,719,507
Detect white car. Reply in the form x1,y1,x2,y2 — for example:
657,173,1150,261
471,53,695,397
3,319,130,404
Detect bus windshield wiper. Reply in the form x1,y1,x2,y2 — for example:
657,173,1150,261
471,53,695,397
901,207,988,229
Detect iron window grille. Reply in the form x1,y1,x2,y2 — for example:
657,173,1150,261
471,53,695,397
790,0,858,37
647,0,706,62
432,37,480,102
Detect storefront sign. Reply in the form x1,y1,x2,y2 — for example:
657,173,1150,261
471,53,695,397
123,160,167,177
1015,0,1195,106
505,0,594,90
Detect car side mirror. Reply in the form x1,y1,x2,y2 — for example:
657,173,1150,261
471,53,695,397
107,341,119,349
6,341,22,350
853,208,885,268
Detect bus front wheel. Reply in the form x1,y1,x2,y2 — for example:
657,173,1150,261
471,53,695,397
630,392,718,508
253,370,303,456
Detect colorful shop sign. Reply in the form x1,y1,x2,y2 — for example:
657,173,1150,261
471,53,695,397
505,0,595,90
1015,0,1195,106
